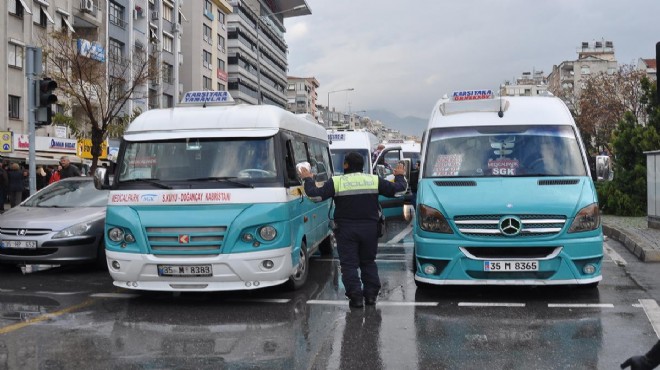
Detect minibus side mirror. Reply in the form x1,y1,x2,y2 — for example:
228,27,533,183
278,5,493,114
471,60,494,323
595,155,613,181
94,167,110,189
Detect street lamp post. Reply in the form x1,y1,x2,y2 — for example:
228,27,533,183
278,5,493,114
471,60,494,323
256,4,307,105
327,88,354,127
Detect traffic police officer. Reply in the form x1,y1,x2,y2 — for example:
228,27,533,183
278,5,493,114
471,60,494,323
299,152,407,308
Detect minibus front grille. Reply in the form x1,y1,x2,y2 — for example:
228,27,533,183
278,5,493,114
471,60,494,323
145,226,226,254
538,179,580,186
454,215,566,237
434,181,477,187
462,247,558,259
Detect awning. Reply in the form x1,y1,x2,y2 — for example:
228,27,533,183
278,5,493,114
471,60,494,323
17,0,32,15
62,16,75,33
42,6,55,24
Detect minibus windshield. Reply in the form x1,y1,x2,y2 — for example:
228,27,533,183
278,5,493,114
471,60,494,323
330,149,370,174
118,137,278,184
423,125,587,178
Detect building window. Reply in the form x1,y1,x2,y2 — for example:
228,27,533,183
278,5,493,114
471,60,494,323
581,65,590,75
288,84,295,91
8,0,27,18
203,50,212,68
61,15,74,33
203,76,212,91
163,3,173,22
110,77,125,101
203,25,212,44
162,62,173,83
217,35,225,52
35,7,48,27
217,10,225,24
163,34,173,53
109,2,125,28
217,82,225,91
217,58,225,70
149,89,159,109
108,38,123,63
8,95,20,119
204,0,212,13
163,94,173,108
8,43,24,69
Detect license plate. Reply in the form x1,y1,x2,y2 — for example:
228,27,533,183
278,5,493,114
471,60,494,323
1,240,37,249
157,264,212,277
484,260,538,272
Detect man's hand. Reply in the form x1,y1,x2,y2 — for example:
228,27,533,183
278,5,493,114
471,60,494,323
298,166,313,180
621,355,653,370
393,163,406,176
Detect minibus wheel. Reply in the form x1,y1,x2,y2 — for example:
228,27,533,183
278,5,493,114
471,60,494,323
285,242,309,290
318,233,335,256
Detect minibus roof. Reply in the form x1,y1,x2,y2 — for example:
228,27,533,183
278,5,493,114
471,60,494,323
327,129,378,150
124,104,328,141
428,95,575,130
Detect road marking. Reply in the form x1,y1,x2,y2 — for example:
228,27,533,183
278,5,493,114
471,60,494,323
0,298,96,335
314,258,406,263
458,302,525,307
386,222,413,244
604,244,627,266
229,298,291,304
639,299,660,338
90,293,140,299
35,291,91,296
548,303,614,308
307,300,437,307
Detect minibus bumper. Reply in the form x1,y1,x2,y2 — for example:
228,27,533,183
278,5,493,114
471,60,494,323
413,234,603,286
106,248,294,291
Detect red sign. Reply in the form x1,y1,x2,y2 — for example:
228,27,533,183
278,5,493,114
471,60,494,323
178,235,189,244
217,68,228,82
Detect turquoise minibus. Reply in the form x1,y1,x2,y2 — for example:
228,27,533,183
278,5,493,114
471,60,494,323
413,90,603,287
95,91,333,291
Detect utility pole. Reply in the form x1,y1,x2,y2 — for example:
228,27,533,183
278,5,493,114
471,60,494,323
26,46,42,196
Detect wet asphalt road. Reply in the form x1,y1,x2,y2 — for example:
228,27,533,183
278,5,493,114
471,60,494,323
0,218,658,369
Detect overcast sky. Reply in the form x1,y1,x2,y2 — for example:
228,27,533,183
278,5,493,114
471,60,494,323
284,0,660,119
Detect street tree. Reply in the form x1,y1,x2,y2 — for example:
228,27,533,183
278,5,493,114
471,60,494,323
39,31,155,173
598,78,660,216
575,65,647,156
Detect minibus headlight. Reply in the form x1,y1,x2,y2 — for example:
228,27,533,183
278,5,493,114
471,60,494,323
418,204,453,234
259,226,277,241
108,227,125,242
568,203,600,233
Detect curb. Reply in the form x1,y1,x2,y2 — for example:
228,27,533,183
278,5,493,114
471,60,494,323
602,224,660,262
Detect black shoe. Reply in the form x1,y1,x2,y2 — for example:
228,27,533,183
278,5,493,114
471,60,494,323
348,296,364,308
364,296,377,306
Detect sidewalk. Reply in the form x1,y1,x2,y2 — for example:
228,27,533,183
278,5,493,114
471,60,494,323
602,215,660,262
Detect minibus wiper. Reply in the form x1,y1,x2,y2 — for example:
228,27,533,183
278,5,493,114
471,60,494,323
121,178,173,189
188,177,254,188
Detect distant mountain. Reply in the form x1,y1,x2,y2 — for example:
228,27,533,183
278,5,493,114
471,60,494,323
365,110,427,138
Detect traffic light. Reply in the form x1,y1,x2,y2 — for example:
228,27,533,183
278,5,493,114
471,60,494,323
36,77,57,126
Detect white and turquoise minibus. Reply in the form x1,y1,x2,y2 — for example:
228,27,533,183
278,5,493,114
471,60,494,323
95,91,334,292
327,129,408,218
413,90,603,287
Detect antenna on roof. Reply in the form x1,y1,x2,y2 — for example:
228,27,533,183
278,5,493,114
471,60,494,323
498,84,504,118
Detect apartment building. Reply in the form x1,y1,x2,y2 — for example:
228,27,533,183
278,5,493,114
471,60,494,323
503,70,548,96
548,40,618,109
179,0,232,97
225,0,310,107
286,76,319,116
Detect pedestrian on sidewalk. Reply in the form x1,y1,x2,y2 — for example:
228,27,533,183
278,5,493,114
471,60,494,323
7,162,24,207
0,163,7,213
59,156,81,179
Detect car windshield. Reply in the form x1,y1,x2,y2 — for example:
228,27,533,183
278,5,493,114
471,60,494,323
424,125,587,178
23,180,109,207
117,137,278,183
330,149,370,174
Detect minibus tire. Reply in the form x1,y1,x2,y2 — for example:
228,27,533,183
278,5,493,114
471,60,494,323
285,242,309,290
318,233,334,256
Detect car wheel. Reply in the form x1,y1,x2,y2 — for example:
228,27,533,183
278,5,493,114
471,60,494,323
284,242,309,291
95,239,107,270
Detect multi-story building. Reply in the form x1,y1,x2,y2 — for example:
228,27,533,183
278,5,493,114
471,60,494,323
180,0,232,97
503,70,548,96
286,76,319,116
637,58,657,81
548,40,618,110
226,0,310,107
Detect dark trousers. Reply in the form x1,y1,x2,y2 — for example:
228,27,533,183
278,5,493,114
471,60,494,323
335,220,381,298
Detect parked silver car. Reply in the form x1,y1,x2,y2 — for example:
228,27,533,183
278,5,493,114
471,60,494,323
0,177,108,266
